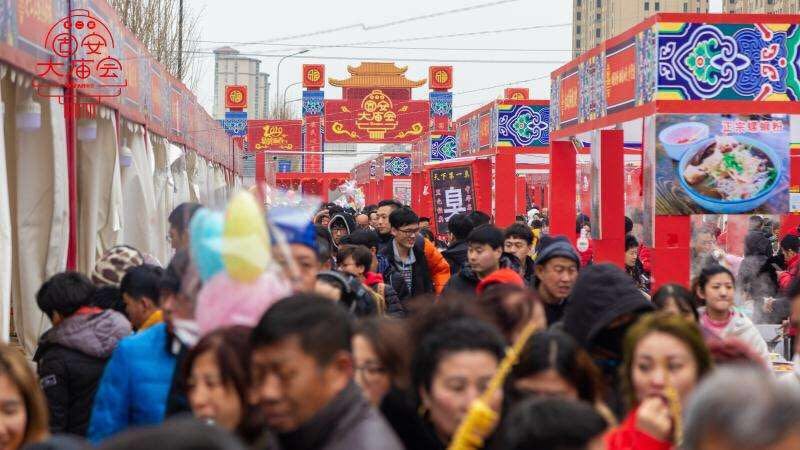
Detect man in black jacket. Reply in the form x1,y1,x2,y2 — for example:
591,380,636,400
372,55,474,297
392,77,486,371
35,271,132,436
251,295,403,450
378,208,438,299
441,212,474,275
443,225,505,295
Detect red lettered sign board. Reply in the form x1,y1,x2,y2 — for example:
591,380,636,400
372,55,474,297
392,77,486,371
559,69,579,127
324,90,428,143
247,120,302,151
604,41,636,113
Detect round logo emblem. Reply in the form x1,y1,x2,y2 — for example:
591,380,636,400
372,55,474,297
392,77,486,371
307,69,321,82
435,70,449,84
229,89,243,104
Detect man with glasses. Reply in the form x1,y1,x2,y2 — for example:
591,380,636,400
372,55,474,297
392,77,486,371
379,207,450,299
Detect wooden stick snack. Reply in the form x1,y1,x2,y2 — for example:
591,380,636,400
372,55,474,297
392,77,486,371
662,359,683,446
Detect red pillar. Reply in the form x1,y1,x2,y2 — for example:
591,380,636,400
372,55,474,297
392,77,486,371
321,177,330,203
516,176,527,217
549,140,576,238
383,177,394,201
473,159,493,216
651,215,691,290
593,130,625,268
494,149,516,227
781,144,800,238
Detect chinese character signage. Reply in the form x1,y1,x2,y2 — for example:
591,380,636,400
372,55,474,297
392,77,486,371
605,39,636,114
225,85,247,109
431,166,475,235
325,89,428,143
504,87,529,100
34,8,127,103
302,64,325,89
429,66,453,90
653,114,789,215
247,120,302,152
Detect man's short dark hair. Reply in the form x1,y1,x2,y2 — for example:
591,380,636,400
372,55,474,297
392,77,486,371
467,224,504,250
37,271,96,319
337,245,373,271
251,294,353,365
419,217,431,223
781,234,800,253
497,397,607,450
468,210,491,227
389,207,419,229
341,229,381,251
168,202,202,233
626,234,639,251
504,223,533,245
120,264,165,306
377,199,403,211
315,225,333,263
448,213,474,241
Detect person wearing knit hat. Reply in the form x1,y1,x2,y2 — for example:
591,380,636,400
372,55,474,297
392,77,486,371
533,236,580,325
560,263,654,418
91,245,145,287
476,268,524,295
271,217,323,294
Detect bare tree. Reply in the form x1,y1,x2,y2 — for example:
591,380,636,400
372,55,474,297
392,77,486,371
269,94,301,120
110,0,203,90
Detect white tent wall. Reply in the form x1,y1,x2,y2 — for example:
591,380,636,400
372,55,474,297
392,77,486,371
119,120,158,260
151,134,172,265
169,143,191,208
0,65,10,342
194,156,209,205
77,107,122,275
212,164,228,208
3,72,69,355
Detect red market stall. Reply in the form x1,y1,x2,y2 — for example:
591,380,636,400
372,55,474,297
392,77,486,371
274,172,349,202
549,12,800,287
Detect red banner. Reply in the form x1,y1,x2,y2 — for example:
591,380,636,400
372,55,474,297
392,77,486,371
605,41,636,113
324,90,428,143
304,116,322,172
479,113,491,148
559,69,579,127
247,120,302,151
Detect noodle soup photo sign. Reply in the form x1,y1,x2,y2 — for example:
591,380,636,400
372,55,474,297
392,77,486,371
654,114,789,215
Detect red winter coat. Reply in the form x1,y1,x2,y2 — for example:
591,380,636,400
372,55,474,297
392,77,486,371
779,254,800,292
639,245,652,274
605,408,672,450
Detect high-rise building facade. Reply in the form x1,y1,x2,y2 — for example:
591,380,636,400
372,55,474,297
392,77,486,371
572,0,709,57
725,0,799,13
212,47,270,119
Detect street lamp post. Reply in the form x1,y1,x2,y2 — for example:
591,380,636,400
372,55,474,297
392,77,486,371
276,49,309,116
282,81,302,114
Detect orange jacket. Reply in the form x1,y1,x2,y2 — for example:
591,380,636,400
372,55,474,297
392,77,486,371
423,239,451,294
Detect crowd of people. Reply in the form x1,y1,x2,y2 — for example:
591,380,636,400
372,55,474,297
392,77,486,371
3,198,800,450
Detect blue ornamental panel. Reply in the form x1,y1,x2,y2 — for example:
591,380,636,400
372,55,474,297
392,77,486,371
222,111,247,137
302,90,325,116
658,23,800,101
429,91,453,118
384,156,412,176
497,105,550,147
430,134,457,161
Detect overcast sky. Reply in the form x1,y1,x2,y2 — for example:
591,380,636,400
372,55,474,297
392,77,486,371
186,0,574,118
186,0,724,120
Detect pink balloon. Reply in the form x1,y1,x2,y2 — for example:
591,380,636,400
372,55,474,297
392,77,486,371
196,270,292,336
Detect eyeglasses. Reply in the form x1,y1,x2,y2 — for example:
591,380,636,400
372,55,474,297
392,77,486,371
355,363,388,382
397,227,420,236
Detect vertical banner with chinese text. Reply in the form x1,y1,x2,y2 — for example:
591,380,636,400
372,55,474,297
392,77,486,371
431,165,476,235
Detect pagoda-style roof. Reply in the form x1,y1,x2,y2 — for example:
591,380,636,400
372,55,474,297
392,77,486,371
329,62,426,89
